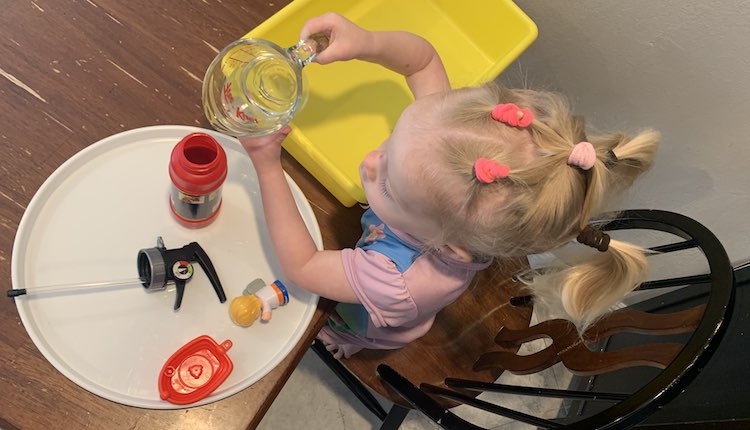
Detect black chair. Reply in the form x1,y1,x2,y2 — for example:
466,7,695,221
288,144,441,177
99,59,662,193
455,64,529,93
314,210,736,429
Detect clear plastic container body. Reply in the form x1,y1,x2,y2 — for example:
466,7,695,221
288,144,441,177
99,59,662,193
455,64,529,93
202,36,328,137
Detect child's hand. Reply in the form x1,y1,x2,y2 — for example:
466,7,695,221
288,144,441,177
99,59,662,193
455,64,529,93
300,13,371,65
300,12,449,98
238,125,292,167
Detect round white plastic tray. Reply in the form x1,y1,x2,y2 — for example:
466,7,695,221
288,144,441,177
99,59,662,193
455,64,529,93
10,125,321,409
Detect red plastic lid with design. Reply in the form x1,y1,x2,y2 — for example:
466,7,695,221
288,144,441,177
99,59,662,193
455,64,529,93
159,335,233,405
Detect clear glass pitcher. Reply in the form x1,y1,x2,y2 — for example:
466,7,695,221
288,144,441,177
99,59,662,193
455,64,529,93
202,34,329,137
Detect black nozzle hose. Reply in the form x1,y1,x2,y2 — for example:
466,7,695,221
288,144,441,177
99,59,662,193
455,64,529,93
7,289,27,297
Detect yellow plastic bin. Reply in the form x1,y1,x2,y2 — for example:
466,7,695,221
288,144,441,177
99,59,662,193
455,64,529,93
246,0,537,206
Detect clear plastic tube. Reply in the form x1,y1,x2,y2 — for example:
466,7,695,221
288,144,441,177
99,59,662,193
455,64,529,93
7,278,143,297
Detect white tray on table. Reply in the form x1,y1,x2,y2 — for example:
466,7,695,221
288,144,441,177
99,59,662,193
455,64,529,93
10,125,321,409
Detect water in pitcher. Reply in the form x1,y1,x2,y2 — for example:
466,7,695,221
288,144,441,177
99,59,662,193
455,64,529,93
202,39,301,137
202,35,327,137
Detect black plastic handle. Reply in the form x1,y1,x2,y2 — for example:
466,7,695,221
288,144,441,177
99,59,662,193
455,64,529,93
189,242,227,304
157,240,226,310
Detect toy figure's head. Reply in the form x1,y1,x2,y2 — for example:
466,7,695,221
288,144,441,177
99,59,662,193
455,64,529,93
229,295,262,327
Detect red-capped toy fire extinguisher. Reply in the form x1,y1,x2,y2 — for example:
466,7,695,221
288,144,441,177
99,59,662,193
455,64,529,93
169,132,227,228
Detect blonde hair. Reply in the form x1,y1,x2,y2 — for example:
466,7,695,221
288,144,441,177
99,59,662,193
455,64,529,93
414,82,660,331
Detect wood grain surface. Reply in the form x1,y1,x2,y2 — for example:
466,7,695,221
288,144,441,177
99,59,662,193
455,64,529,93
0,1,364,429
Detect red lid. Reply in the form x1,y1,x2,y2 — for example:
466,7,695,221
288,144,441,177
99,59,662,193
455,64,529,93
169,132,228,195
159,335,233,405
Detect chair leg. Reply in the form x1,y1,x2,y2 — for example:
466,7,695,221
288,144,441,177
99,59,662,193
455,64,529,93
310,339,389,421
379,404,410,430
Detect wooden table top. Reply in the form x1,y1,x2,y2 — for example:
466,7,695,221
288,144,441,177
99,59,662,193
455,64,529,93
0,1,364,429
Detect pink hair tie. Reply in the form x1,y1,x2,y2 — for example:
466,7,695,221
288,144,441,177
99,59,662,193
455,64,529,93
473,157,510,184
568,141,597,170
491,103,534,128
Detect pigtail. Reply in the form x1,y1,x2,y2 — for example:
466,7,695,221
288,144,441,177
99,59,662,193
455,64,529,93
545,238,649,332
596,128,660,195
525,128,660,331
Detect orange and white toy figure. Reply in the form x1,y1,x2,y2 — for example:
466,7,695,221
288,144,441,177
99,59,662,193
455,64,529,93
229,278,289,327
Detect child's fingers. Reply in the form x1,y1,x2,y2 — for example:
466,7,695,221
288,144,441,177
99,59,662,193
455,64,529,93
265,125,292,145
238,126,291,153
241,126,291,143
299,12,339,40
299,13,356,64
275,125,292,141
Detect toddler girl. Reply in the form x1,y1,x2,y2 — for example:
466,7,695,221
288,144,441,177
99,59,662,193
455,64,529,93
240,13,660,358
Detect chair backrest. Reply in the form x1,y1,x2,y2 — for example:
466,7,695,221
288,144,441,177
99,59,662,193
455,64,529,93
377,209,736,429
475,304,706,376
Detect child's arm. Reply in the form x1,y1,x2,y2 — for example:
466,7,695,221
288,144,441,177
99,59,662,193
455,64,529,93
240,127,359,303
300,13,450,98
